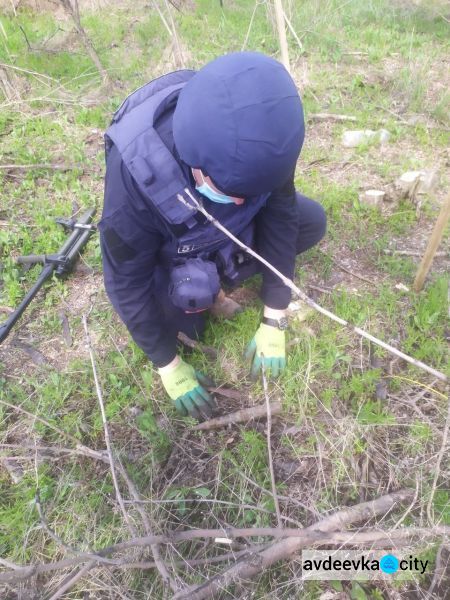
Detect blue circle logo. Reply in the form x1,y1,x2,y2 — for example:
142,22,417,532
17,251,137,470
380,554,399,574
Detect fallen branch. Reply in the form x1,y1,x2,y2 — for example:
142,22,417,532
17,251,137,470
115,461,179,592
82,314,136,537
309,113,357,122
0,399,109,464
171,489,417,599
177,331,218,358
2,494,449,587
48,561,96,600
0,163,88,171
426,388,450,523
261,360,282,527
192,401,282,431
2,524,449,585
383,249,447,257
82,314,178,592
178,190,447,383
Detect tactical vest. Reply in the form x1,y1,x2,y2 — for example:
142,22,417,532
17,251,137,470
105,70,270,273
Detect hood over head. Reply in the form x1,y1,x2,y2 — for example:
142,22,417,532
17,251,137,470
172,52,304,197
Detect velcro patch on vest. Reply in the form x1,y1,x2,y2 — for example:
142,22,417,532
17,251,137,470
103,227,137,262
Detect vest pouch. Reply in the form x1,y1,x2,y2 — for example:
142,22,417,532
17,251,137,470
168,257,220,312
215,222,258,287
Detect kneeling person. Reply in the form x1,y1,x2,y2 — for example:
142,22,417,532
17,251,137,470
100,52,326,420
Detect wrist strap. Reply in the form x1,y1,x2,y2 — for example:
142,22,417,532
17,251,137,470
262,316,288,330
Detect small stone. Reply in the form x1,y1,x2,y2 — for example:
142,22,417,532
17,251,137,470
342,129,390,148
359,189,385,208
397,170,439,195
395,283,410,292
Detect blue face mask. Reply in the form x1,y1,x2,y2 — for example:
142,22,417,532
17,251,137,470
195,171,235,204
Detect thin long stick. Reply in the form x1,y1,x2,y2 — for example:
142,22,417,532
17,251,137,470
82,315,136,536
178,190,448,383
273,0,290,72
48,561,96,600
282,9,303,53
59,0,109,84
0,399,108,463
427,390,450,522
2,525,449,585
82,314,178,592
413,192,450,291
192,401,282,430
3,517,450,584
261,361,282,528
171,490,420,599
162,0,185,68
116,462,179,592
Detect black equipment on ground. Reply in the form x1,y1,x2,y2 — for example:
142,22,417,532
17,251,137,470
0,208,96,345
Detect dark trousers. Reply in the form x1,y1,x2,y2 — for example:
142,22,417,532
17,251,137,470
163,193,326,339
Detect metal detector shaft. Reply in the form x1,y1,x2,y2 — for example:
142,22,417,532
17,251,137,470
0,208,96,345
0,264,54,344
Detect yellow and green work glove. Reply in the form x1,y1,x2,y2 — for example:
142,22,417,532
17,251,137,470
245,322,286,379
159,358,216,420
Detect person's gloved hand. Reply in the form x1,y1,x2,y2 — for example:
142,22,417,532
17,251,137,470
245,323,286,379
159,358,216,420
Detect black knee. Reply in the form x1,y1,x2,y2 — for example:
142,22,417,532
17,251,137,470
295,194,327,254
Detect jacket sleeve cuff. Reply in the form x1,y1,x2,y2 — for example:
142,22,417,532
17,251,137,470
260,284,292,310
149,344,178,369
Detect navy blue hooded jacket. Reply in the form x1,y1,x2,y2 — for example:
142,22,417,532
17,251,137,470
100,53,304,367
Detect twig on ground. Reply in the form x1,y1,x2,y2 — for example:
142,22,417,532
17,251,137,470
59,0,109,83
207,386,247,401
0,557,21,569
0,398,108,464
261,359,282,528
82,314,136,536
317,248,375,285
177,331,218,359
427,543,448,597
18,25,32,51
309,113,356,122
306,283,332,295
83,314,178,592
383,249,447,257
282,9,303,52
241,0,260,51
162,0,185,67
0,163,90,171
171,489,419,599
115,462,180,592
235,468,320,517
48,561,96,600
0,61,58,83
35,490,78,554
192,401,282,431
2,519,449,585
123,497,304,528
178,190,447,383
426,389,450,523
